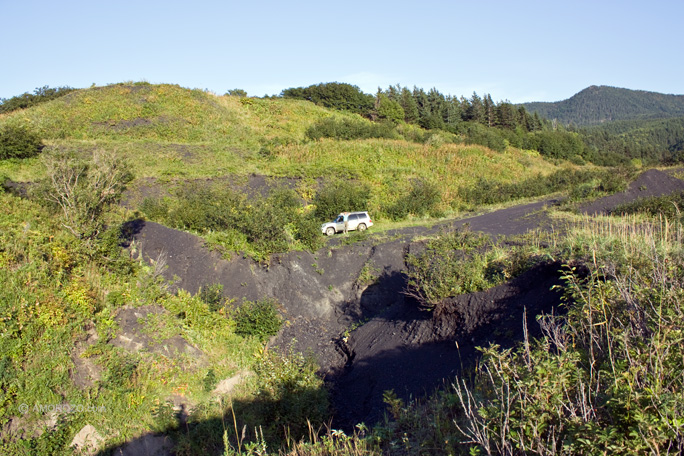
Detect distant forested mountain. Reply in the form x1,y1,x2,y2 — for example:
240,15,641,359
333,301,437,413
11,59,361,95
522,86,684,127
582,116,684,164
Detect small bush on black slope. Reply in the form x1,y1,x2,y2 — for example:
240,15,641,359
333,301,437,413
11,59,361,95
232,298,282,341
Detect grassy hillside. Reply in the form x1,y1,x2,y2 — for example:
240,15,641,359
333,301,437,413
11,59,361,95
0,82,637,262
0,82,559,208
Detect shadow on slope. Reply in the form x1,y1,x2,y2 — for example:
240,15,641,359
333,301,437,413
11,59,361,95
329,261,565,429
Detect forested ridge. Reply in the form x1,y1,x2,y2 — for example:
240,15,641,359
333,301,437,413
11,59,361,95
582,116,684,163
523,85,684,126
282,82,684,166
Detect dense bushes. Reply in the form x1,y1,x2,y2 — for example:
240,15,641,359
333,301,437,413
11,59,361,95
451,218,684,455
312,178,371,221
460,167,635,206
0,124,43,160
523,130,586,159
140,184,323,260
281,82,374,115
305,117,399,141
385,179,442,220
0,85,76,114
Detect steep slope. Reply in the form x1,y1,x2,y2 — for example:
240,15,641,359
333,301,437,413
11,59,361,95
523,85,684,126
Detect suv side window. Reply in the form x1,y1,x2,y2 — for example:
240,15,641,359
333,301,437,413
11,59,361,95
349,214,359,221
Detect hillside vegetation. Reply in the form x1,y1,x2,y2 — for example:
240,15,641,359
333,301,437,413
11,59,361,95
582,116,684,164
2,82,639,261
2,82,682,454
0,82,567,208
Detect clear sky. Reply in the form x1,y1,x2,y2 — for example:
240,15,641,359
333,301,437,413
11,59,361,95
1,0,682,103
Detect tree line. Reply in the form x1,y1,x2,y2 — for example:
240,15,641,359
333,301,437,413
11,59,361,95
282,82,544,134
0,86,75,114
283,82,684,166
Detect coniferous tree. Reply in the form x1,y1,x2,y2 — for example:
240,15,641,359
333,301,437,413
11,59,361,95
425,88,447,130
400,87,420,124
445,96,463,130
495,102,517,130
483,94,496,127
465,92,485,124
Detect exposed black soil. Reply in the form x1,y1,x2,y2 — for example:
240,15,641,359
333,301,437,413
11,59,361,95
331,262,564,427
126,197,562,429
124,169,684,430
581,168,684,215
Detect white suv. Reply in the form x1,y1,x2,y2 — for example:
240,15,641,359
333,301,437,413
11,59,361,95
321,212,373,236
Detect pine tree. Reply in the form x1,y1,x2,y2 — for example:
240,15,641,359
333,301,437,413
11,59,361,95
483,94,495,127
465,92,485,124
495,102,517,130
400,87,420,124
445,96,463,129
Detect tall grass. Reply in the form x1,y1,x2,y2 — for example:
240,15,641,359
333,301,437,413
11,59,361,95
380,213,684,455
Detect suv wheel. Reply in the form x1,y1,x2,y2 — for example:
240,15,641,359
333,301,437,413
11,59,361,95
326,227,335,236
358,223,367,231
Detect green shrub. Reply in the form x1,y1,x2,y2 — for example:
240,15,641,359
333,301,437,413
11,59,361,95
198,283,225,312
313,179,370,221
0,124,43,160
385,178,441,220
0,85,76,114
36,149,133,245
464,123,507,152
139,197,170,222
405,229,494,306
252,348,329,443
305,117,398,141
290,214,325,252
232,298,282,341
93,223,137,274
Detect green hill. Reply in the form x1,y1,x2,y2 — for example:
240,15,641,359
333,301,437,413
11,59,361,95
523,85,684,126
0,82,562,208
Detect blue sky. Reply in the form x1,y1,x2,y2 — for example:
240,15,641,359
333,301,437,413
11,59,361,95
1,0,682,103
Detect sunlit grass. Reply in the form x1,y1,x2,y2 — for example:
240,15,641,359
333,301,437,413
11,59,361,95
0,82,564,218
